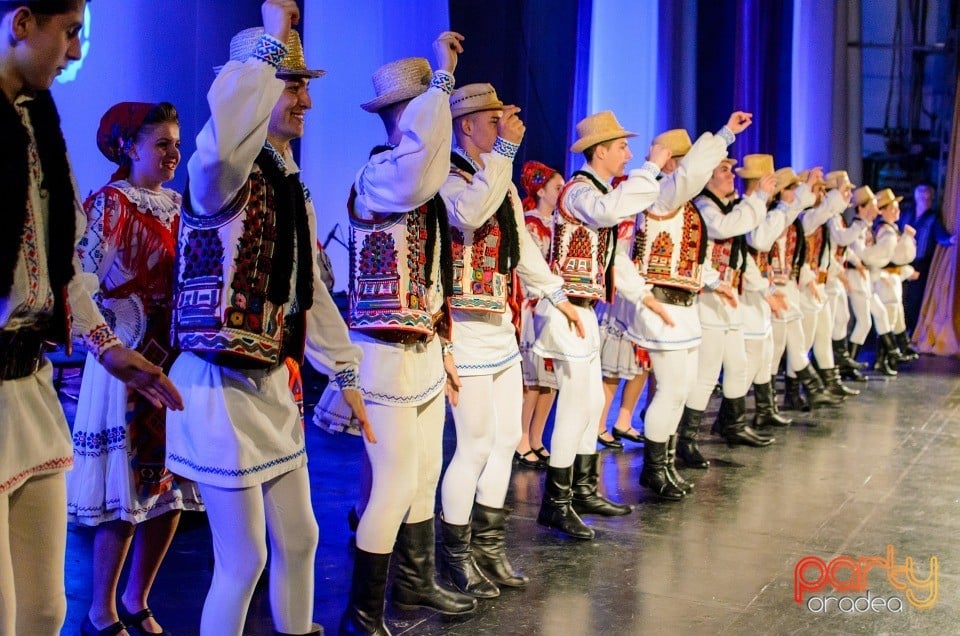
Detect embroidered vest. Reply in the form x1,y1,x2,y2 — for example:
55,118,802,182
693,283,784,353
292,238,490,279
804,224,831,277
348,191,449,337
696,192,747,292
172,148,312,367
446,153,519,313
756,219,805,284
551,172,616,301
632,201,708,292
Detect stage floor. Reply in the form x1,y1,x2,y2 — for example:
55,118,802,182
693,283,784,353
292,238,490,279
60,355,958,635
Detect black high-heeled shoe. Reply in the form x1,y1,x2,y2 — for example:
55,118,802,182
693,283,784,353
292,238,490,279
611,426,643,443
596,432,623,449
117,604,170,636
514,449,544,468
81,616,127,636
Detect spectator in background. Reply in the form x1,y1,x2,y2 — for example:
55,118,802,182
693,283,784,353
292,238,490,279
898,183,953,333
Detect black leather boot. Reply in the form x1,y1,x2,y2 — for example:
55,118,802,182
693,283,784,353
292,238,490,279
796,364,843,407
783,375,809,411
874,333,899,376
471,503,528,588
639,438,685,501
391,519,477,615
537,465,594,539
822,366,859,397
752,382,792,428
895,331,919,361
666,435,694,494
716,396,774,447
835,339,866,381
676,406,709,468
339,550,391,636
571,453,633,516
438,518,499,598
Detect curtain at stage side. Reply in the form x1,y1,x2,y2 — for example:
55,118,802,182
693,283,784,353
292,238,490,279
913,79,960,355
656,0,698,136
732,0,794,164
447,0,587,179
695,1,737,139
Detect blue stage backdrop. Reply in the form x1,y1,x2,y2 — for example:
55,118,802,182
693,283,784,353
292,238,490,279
50,0,876,290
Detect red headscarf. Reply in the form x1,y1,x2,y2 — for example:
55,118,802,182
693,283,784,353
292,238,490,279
520,160,559,211
96,102,155,181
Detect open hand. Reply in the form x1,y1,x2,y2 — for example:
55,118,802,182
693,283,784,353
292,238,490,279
715,282,739,307
443,349,462,407
341,388,375,443
642,294,675,327
100,346,183,410
556,300,586,339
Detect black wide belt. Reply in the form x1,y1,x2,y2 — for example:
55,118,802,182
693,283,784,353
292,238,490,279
651,286,696,307
0,328,49,381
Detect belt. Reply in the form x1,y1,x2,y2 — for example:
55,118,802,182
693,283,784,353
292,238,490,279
651,285,696,307
195,351,276,370
364,329,435,346
0,328,49,381
568,297,597,309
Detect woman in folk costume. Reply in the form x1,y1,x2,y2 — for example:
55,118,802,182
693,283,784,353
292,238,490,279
338,37,486,636
516,160,564,468
622,126,742,500
0,2,182,633
796,170,859,400
67,102,202,636
827,194,871,383
437,84,584,597
594,193,651,451
872,188,918,370
166,6,367,634
533,111,669,539
755,166,841,414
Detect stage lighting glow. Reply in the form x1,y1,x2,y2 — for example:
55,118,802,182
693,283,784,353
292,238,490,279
56,5,92,84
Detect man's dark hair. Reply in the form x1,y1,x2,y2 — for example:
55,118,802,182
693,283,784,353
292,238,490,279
583,139,615,162
1,1,86,19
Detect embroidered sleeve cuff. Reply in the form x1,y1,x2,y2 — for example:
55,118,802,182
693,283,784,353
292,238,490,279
717,126,736,146
492,136,520,160
757,189,771,204
251,34,288,69
639,161,661,179
704,278,721,291
431,70,455,95
441,340,454,357
763,284,778,297
334,366,360,391
545,288,568,307
84,323,122,360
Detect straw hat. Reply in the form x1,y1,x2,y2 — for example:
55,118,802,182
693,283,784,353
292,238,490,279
773,167,800,195
450,83,504,119
824,170,854,190
570,111,636,153
875,188,903,209
652,128,692,158
852,185,877,208
719,157,738,167
734,154,775,179
216,28,325,78
361,57,432,113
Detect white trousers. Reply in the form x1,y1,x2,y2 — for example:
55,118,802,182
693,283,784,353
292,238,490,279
848,291,875,344
0,472,67,635
801,302,835,369
646,348,699,443
441,365,523,525
549,357,604,468
870,293,893,335
686,327,748,411
831,286,851,341
745,334,775,385
886,300,907,333
357,395,445,553
773,318,809,377
196,465,319,636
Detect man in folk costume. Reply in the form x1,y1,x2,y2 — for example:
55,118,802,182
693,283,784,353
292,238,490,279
737,163,800,435
845,186,903,376
532,111,669,539
437,83,584,597
826,194,871,382
752,166,841,414
673,122,783,466
797,170,859,400
872,188,918,371
623,130,742,501
0,2,183,632
166,4,367,634
339,35,484,636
